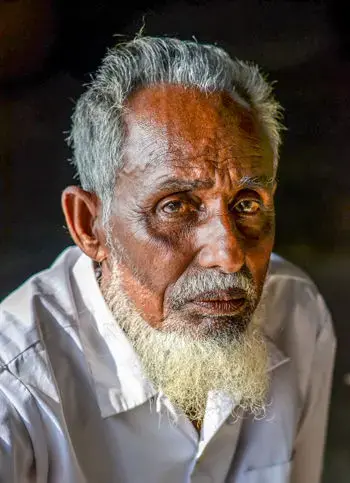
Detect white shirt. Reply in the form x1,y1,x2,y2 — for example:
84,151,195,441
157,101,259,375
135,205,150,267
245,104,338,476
0,247,336,483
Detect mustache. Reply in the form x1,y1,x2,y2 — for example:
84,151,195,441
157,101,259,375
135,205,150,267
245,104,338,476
168,267,257,310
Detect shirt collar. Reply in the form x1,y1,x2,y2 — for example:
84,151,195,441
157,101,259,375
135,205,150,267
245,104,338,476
72,252,156,418
72,251,290,419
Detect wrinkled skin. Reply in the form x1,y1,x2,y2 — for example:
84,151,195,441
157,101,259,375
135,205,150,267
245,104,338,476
62,85,276,333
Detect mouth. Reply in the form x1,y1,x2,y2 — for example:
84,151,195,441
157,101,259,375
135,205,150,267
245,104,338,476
188,289,247,316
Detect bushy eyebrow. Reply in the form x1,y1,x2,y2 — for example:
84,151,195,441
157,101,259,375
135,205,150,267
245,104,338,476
237,175,275,190
154,178,214,192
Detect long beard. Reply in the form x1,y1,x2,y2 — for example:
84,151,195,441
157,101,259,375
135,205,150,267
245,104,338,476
101,262,269,422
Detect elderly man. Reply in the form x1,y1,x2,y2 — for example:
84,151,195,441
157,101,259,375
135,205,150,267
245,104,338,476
0,37,335,483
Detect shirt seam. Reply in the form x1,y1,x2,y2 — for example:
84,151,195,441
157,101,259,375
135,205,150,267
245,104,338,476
0,357,50,477
0,340,41,371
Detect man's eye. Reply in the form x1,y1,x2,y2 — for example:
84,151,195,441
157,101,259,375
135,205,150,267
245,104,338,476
161,200,187,214
234,199,261,215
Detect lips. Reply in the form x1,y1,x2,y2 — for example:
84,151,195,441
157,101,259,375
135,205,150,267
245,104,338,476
189,289,247,315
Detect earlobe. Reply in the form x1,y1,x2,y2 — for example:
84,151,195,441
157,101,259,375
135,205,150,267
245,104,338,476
61,186,108,262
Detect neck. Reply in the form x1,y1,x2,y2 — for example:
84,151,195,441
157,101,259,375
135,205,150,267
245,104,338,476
187,412,202,436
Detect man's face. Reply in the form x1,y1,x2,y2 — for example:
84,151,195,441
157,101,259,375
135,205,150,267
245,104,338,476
106,85,275,339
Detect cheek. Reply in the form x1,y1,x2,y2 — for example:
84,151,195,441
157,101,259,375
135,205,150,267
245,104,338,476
124,230,192,288
246,228,275,291
111,219,194,326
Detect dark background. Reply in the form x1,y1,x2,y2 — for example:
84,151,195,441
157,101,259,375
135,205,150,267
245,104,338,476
0,0,349,480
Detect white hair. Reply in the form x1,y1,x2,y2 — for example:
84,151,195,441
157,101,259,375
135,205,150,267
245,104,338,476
69,36,283,226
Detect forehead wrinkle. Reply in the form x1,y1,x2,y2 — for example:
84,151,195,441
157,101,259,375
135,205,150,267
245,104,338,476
133,140,266,173
125,112,272,179
143,153,267,179
166,132,264,156
128,112,264,154
124,131,271,189
124,153,270,190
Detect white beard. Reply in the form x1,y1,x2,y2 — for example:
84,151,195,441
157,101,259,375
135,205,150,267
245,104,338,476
101,262,269,422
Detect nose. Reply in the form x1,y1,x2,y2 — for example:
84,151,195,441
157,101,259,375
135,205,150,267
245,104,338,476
196,211,245,274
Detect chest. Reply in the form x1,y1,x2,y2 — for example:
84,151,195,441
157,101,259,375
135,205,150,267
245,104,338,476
45,363,300,483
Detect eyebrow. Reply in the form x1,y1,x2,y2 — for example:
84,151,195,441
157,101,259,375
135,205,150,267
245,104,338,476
154,175,275,193
237,175,275,190
154,178,215,192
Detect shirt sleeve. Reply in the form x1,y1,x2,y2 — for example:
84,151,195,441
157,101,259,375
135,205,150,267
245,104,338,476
0,368,48,483
291,307,336,483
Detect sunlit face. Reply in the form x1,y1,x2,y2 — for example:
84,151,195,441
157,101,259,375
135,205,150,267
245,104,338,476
105,84,276,340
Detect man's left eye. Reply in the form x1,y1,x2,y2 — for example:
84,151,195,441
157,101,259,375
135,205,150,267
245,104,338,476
234,199,261,214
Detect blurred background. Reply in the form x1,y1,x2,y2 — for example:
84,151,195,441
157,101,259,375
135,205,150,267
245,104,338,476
0,0,349,480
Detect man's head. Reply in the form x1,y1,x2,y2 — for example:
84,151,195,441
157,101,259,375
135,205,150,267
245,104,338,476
62,37,283,419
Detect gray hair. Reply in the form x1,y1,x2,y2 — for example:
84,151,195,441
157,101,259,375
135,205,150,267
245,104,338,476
69,36,283,226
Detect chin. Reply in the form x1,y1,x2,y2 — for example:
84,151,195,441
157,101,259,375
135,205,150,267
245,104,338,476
162,311,254,342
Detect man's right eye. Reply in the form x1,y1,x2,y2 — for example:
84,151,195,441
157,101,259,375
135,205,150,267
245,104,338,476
161,200,184,214
158,197,198,217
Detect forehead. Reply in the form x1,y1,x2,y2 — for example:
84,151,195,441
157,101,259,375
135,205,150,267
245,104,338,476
121,85,274,184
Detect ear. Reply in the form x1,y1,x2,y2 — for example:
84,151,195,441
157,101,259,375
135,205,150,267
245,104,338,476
61,186,108,262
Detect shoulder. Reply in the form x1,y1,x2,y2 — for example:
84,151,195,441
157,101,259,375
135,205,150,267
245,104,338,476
263,254,336,404
264,253,335,346
268,252,317,285
0,246,81,368
0,246,82,456
0,246,89,476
